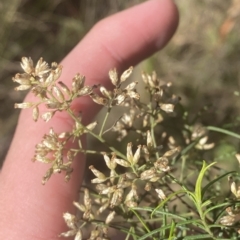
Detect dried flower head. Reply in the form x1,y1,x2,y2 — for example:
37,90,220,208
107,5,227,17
220,207,240,226
90,67,138,108
13,58,232,239
155,188,167,200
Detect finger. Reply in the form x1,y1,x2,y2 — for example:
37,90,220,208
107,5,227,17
0,0,178,239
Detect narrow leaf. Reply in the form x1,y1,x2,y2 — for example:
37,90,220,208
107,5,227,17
130,209,150,234
195,161,216,203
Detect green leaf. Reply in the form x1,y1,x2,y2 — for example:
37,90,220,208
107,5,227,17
201,200,212,208
207,126,240,139
157,211,186,221
203,201,232,218
138,219,205,240
195,161,216,203
109,224,140,238
130,209,150,234
183,234,212,239
180,140,199,156
168,220,175,240
138,227,163,240
178,219,205,230
202,171,236,198
151,190,194,218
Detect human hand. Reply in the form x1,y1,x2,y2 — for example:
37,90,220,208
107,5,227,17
0,0,178,239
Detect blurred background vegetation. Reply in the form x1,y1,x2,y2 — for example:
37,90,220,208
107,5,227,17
1,0,240,167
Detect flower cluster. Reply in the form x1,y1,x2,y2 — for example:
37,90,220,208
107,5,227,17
14,57,237,239
14,57,93,122
111,71,181,145
220,207,240,231
112,109,136,141
60,188,112,240
33,128,75,184
142,71,180,114
219,176,240,231
191,123,215,150
60,131,181,238
33,121,97,184
90,67,139,107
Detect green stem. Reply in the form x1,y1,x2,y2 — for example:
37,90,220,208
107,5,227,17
125,226,134,240
180,155,186,182
67,108,127,160
196,204,216,239
99,107,111,137
129,165,139,176
46,89,60,103
71,148,104,155
149,102,159,159
168,174,216,238
79,221,87,229
207,126,240,139
167,173,189,192
161,205,167,238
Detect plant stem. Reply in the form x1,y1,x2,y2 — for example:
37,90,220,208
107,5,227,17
196,203,216,240
207,126,240,139
71,148,103,155
149,105,159,159
67,108,127,160
99,107,111,137
180,155,186,182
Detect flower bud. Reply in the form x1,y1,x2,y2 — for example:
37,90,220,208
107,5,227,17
155,188,166,200
53,85,65,101
100,86,112,99
120,67,133,83
115,158,130,168
73,201,86,212
14,102,33,109
147,131,153,149
41,111,55,122
32,106,39,122
100,186,117,195
133,145,141,164
140,168,156,180
89,165,106,179
58,81,71,95
109,68,118,86
159,103,174,113
105,211,116,224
